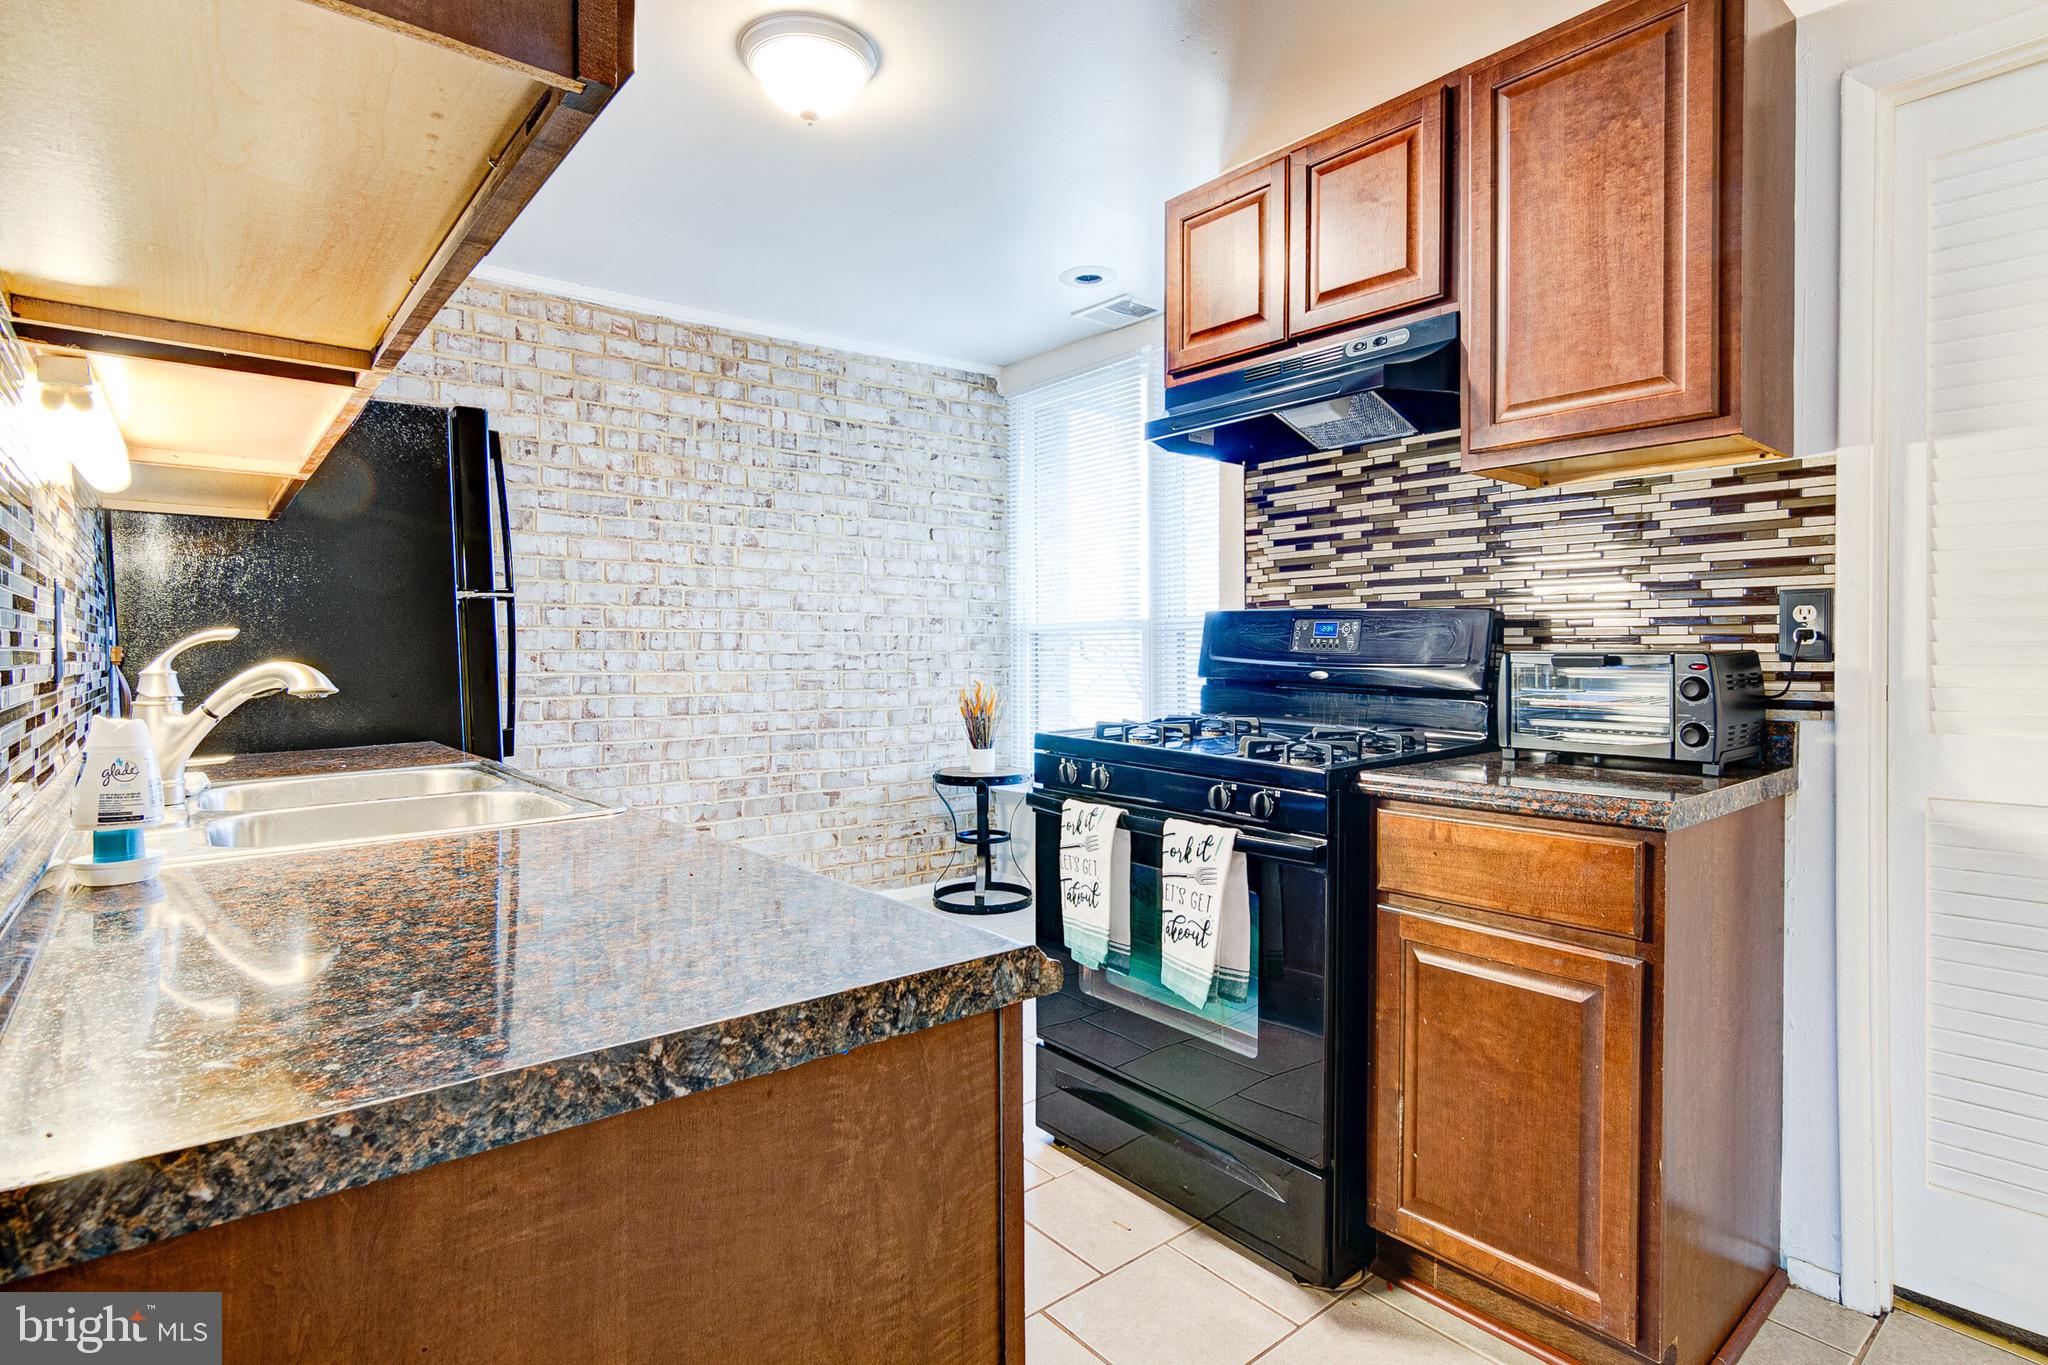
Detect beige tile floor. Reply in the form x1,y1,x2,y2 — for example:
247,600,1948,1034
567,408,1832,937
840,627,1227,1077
1011,986,2035,1364
1024,1113,2035,1365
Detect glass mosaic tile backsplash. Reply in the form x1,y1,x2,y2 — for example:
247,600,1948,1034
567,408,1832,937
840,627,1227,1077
1244,436,1835,706
0,409,113,885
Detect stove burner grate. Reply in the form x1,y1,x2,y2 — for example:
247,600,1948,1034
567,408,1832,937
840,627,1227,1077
1095,714,1263,745
1236,723,1420,768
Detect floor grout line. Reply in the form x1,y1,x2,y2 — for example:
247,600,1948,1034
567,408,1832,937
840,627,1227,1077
1768,1315,1868,1360
1022,1201,1122,1315
1029,1143,1524,1363
1045,1241,1295,1365
1363,1280,1540,1364
1161,1231,1349,1330
1155,1236,1300,1329
1037,1311,1115,1365
1245,1310,1318,1364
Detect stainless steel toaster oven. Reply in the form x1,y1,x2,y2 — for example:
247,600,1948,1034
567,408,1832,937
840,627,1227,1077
1499,651,1766,774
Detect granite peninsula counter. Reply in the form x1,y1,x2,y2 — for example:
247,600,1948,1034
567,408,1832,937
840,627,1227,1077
0,744,1057,1361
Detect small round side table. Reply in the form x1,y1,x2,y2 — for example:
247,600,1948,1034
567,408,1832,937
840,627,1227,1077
932,767,1031,915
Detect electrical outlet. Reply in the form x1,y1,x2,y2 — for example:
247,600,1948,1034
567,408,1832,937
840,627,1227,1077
1778,587,1834,662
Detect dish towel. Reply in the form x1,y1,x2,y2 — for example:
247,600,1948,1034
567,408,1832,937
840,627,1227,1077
1158,818,1251,1009
1059,799,1130,972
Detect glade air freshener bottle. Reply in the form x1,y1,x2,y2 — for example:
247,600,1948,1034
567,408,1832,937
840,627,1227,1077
68,715,165,887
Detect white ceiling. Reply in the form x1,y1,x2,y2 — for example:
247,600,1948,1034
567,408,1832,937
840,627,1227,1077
487,0,1621,371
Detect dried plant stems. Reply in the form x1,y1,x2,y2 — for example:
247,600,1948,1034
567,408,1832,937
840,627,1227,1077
959,679,1001,749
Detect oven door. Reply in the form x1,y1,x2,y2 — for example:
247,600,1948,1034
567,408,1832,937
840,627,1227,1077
1028,791,1331,1168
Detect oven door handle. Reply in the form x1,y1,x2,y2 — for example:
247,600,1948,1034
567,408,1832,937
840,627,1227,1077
1055,1082,1284,1202
1026,791,1325,865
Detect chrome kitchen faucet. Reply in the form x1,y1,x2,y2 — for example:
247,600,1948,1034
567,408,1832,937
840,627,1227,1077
131,626,338,805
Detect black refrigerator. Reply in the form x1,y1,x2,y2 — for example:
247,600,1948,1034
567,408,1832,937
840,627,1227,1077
109,402,516,760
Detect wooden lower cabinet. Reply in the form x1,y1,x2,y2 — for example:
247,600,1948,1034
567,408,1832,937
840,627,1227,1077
9,1008,1029,1364
1373,907,1644,1339
1368,799,1787,1365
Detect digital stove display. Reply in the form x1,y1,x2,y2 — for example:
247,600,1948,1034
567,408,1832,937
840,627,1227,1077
1290,617,1360,653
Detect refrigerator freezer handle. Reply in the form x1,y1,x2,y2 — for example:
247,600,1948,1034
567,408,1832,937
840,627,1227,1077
488,432,517,756
500,594,516,758
489,431,516,596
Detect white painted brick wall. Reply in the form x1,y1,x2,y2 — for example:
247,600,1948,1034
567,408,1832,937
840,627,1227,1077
381,282,1010,887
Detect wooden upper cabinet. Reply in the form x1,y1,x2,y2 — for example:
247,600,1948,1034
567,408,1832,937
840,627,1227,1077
1372,905,1644,1340
1464,0,1717,451
1461,0,1796,485
1165,159,1288,374
0,0,634,518
1287,88,1448,338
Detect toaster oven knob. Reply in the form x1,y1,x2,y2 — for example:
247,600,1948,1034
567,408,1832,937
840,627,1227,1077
1058,757,1079,785
1090,763,1113,791
1206,782,1238,812
1678,675,1710,702
1679,722,1711,750
1249,789,1280,820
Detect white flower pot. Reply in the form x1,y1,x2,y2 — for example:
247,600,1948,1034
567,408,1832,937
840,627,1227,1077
967,747,997,774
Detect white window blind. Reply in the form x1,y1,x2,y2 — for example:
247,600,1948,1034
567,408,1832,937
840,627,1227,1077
1008,348,1221,760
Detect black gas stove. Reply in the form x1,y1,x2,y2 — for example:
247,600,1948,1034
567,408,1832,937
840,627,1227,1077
1027,606,1499,1287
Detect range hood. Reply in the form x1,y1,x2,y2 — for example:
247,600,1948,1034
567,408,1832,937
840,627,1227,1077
1146,312,1459,464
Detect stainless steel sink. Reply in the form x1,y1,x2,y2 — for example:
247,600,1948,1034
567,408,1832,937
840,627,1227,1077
119,761,619,868
203,789,605,852
193,765,504,813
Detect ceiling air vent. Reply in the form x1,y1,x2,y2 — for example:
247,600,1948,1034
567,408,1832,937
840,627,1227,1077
1072,293,1160,330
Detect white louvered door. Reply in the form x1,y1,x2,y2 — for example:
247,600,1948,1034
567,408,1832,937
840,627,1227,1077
1887,55,2048,1335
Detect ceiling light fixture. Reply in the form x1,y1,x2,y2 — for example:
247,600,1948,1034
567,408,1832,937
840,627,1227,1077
737,13,880,124
28,353,131,493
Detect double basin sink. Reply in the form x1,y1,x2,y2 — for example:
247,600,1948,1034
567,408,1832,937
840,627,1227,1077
139,761,615,865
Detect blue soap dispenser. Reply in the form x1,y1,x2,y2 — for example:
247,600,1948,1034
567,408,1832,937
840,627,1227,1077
68,715,166,887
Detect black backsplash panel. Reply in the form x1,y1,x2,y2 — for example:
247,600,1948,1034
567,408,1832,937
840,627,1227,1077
1244,436,1836,706
110,403,466,755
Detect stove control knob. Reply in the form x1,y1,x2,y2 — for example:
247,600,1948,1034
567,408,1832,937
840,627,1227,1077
1206,782,1238,812
1678,722,1711,750
1058,757,1079,785
1090,763,1113,791
1678,675,1710,702
1249,789,1280,820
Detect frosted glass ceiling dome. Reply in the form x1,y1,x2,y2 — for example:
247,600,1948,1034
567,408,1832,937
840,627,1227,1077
737,13,880,124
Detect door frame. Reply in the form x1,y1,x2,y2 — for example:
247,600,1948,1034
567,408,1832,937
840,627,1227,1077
1832,6,2048,1317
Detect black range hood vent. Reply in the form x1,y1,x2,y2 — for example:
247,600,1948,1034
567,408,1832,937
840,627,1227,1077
1145,312,1459,465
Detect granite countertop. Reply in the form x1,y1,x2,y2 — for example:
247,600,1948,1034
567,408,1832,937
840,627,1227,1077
0,743,1058,1283
1354,750,1797,831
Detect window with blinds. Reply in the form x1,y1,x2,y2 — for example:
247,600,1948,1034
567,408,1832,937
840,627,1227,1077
1008,349,1221,760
